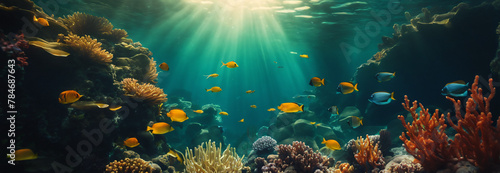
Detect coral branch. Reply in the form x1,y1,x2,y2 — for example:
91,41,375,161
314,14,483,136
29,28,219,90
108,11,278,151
353,135,385,172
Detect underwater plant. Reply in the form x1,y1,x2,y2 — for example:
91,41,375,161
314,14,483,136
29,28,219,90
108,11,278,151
121,78,167,105
184,140,247,173
62,33,113,64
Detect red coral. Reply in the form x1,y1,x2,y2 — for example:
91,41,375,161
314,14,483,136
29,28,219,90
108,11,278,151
353,135,385,172
1,33,29,67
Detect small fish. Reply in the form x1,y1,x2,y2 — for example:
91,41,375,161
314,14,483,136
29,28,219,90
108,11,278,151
277,66,284,68
246,90,255,94
290,51,298,54
206,86,222,93
193,110,204,114
273,61,278,64
159,62,169,71
167,109,189,122
278,102,304,113
337,82,358,94
10,149,37,161
375,72,395,82
293,95,316,99
59,90,83,104
322,138,341,150
309,77,325,87
239,119,244,122
219,111,229,116
70,101,109,110
147,122,174,134
315,123,321,127
167,149,183,163
342,116,363,128
267,108,276,111
300,54,309,58
33,16,49,26
441,80,469,97
221,61,239,68
204,73,219,79
310,122,316,125
250,105,257,108
368,92,395,105
123,137,140,148
328,106,339,115
109,105,122,111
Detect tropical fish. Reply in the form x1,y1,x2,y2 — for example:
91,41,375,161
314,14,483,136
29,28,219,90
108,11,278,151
33,16,49,26
309,77,325,87
10,149,37,161
193,110,204,114
109,105,122,111
29,40,70,57
159,62,169,71
70,101,109,110
441,80,468,97
300,54,309,58
206,86,222,92
59,90,83,104
250,105,257,108
315,123,321,127
267,108,276,111
368,92,395,105
375,72,395,82
239,119,244,122
328,106,339,115
204,73,219,79
337,82,358,94
278,102,304,113
167,149,183,163
147,122,174,134
167,109,189,122
246,90,255,94
290,51,298,54
123,137,140,148
273,61,278,64
219,111,228,116
221,61,239,68
342,116,363,128
310,122,316,125
322,138,341,150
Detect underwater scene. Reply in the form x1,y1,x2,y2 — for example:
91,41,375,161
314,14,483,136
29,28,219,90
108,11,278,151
2,0,500,172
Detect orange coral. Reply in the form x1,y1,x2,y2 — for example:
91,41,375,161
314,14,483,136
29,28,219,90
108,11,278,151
353,135,385,172
62,34,113,64
121,78,167,105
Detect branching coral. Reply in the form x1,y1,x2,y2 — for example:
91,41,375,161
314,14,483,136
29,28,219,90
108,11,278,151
59,12,113,37
264,141,330,173
143,57,158,83
184,140,246,173
398,75,499,172
121,78,167,105
353,135,385,172
105,158,153,173
62,33,113,64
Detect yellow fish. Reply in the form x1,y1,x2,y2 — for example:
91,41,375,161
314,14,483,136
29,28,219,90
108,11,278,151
206,86,222,92
10,149,37,161
310,122,316,125
250,105,257,108
322,138,341,150
167,109,189,122
309,77,325,87
167,149,183,163
342,116,363,128
300,54,309,58
159,62,169,71
204,73,219,79
109,105,122,111
246,90,255,94
316,123,321,127
239,119,244,122
267,108,276,111
69,101,108,110
219,111,228,116
221,61,239,68
33,16,49,26
147,122,174,134
123,137,140,148
277,102,304,113
337,82,358,94
59,90,83,104
193,110,204,114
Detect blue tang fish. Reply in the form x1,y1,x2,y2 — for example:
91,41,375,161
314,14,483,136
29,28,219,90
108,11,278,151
368,92,395,105
441,80,468,97
375,72,395,82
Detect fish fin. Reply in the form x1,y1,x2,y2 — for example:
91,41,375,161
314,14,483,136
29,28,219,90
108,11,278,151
220,61,225,68
336,109,339,115
33,15,37,22
321,78,325,86
147,126,152,131
446,80,466,86
354,83,359,91
309,80,313,86
360,118,363,126
322,138,326,144
205,75,210,79
393,72,396,76
300,104,304,112
391,92,396,100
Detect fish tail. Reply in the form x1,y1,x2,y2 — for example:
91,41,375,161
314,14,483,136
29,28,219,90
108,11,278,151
205,89,210,92
393,72,396,76
220,61,225,68
360,118,363,126
33,15,37,22
321,78,325,86
205,75,210,79
391,92,396,100
300,104,304,112
322,138,326,144
147,126,152,131
354,83,359,91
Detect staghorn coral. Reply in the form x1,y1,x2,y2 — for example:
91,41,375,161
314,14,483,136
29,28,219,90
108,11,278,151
398,75,499,172
59,12,113,37
252,136,277,155
105,158,153,173
143,57,158,84
184,140,246,173
263,141,330,173
353,135,385,172
121,78,167,105
62,33,113,64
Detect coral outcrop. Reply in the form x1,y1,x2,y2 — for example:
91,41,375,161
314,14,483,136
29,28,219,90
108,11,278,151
61,33,113,64
121,78,167,105
353,135,385,172
59,12,114,38
252,136,277,155
184,140,247,172
105,158,154,173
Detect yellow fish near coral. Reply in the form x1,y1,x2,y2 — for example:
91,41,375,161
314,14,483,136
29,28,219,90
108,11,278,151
310,122,316,125
59,90,83,104
8,149,38,161
322,138,341,150
246,90,255,94
193,110,204,114
300,54,309,58
123,137,140,148
69,101,108,110
219,111,228,116
167,109,189,122
337,82,358,94
267,108,276,111
206,86,222,93
238,119,244,122
159,62,169,71
250,105,257,108
109,105,122,111
204,73,219,79
221,61,239,68
33,16,49,26
277,102,304,113
147,122,174,134
167,149,183,163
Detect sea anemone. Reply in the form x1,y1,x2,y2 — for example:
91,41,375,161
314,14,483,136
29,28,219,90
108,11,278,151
62,33,113,64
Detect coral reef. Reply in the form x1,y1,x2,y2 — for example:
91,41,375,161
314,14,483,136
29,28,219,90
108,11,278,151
184,140,247,172
143,57,158,84
252,136,277,155
382,155,423,173
62,33,113,64
398,76,499,172
328,161,354,173
1,33,29,67
105,158,154,173
121,78,167,105
59,12,114,38
353,135,385,172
